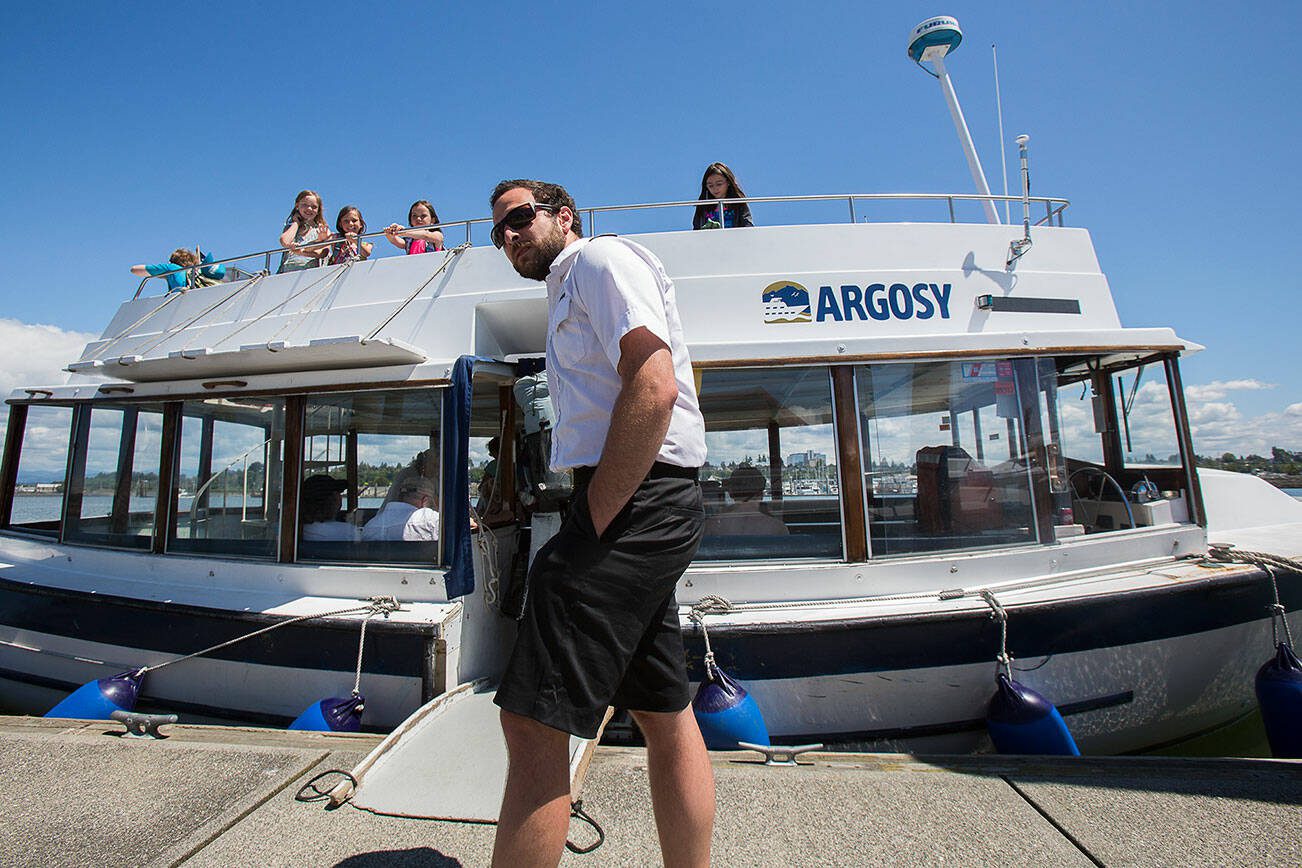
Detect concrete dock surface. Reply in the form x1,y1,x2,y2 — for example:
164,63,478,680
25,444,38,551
1,715,1299,867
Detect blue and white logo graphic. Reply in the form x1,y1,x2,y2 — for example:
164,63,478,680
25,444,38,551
762,281,812,324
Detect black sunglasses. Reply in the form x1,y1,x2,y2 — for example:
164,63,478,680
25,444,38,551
491,202,560,249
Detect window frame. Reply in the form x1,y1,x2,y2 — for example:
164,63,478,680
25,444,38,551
59,401,168,551
292,386,448,568
694,364,847,564
0,401,77,539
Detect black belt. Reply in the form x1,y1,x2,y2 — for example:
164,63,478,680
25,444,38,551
572,462,699,487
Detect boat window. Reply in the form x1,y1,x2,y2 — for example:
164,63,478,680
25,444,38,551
1115,365,1182,469
64,403,165,549
6,405,73,537
169,398,285,559
298,389,442,565
1041,358,1192,533
696,367,842,561
855,359,1040,556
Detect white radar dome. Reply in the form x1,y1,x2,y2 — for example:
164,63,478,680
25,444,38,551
908,16,963,63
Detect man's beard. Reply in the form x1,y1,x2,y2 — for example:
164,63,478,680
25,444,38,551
509,223,567,282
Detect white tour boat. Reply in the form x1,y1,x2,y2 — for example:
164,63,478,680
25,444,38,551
2,17,1299,753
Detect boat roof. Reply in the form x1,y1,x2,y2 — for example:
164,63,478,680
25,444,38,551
11,194,1200,402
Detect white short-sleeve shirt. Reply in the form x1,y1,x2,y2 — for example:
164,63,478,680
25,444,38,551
543,236,706,471
361,502,440,541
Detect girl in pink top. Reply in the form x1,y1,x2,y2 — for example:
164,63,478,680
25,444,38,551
384,199,445,255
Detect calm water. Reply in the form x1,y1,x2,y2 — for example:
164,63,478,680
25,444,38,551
8,494,388,525
9,494,250,525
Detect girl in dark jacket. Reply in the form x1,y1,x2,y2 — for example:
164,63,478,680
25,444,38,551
693,162,754,230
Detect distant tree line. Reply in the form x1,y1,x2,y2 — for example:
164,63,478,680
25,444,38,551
1197,447,1302,476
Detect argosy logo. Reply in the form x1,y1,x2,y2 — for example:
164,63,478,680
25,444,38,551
764,281,953,324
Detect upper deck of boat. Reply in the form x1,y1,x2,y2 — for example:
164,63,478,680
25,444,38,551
14,192,1196,401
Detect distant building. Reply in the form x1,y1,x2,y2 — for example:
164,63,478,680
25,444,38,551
787,450,827,468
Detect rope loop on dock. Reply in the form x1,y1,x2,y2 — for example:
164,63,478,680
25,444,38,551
138,595,403,677
565,799,606,854
294,769,358,804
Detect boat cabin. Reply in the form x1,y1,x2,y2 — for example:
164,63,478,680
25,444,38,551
0,193,1207,604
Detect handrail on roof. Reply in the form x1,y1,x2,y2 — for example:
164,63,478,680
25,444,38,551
132,192,1070,299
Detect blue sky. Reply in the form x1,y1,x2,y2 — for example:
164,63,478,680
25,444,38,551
2,1,1300,454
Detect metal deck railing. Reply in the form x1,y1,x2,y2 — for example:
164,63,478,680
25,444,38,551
133,192,1070,299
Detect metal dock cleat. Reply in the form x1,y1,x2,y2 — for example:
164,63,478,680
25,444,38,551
738,742,823,766
110,710,178,739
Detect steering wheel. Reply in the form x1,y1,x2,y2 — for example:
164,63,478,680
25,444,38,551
1066,466,1135,532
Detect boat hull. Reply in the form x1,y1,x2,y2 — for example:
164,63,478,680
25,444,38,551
0,575,438,729
681,567,1302,754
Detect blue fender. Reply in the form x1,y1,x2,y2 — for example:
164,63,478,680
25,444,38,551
45,670,143,720
1255,642,1302,759
986,673,1080,756
289,694,365,732
692,665,769,750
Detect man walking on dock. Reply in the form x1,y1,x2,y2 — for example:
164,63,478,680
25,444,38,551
489,179,714,867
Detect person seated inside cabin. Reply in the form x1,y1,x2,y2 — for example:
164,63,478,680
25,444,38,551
704,464,788,537
383,448,437,506
300,474,360,542
692,162,754,230
363,477,440,542
129,247,226,293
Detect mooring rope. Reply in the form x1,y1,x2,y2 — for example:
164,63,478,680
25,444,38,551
979,589,1014,677
1206,543,1299,647
687,595,734,677
135,595,402,677
351,603,388,697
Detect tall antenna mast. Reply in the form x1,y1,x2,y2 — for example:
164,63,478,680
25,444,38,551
908,16,1001,225
993,43,1010,225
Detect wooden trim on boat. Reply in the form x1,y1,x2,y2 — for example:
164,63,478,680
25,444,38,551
345,427,359,513
690,345,1189,370
153,403,181,554
1165,354,1206,527
1098,351,1168,375
498,385,518,513
831,367,868,562
61,406,91,544
1014,358,1057,545
5,378,454,409
0,403,27,528
109,406,139,536
1094,367,1125,474
280,396,305,564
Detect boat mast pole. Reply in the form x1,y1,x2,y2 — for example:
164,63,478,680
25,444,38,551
932,53,1000,225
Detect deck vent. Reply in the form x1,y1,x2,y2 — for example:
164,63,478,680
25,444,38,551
975,296,1080,314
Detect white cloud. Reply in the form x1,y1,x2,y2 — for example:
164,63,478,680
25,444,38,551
1184,381,1302,456
0,318,97,396
1184,379,1275,402
0,319,99,480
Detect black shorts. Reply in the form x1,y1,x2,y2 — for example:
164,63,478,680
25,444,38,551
494,467,704,739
